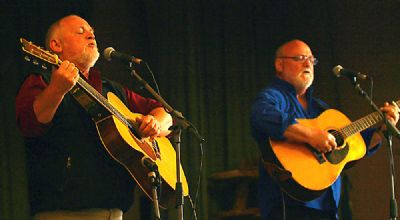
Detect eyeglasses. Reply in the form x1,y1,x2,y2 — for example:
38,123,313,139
278,55,318,65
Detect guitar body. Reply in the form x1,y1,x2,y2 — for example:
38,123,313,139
95,92,188,208
268,109,366,201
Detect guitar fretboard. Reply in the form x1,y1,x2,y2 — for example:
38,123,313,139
339,100,400,138
75,77,133,128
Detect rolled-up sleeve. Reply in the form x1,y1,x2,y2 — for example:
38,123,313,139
15,74,51,137
250,90,297,141
124,88,163,115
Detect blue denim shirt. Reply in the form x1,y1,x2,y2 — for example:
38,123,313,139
250,77,379,219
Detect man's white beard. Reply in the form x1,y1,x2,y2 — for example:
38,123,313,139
77,49,99,69
83,50,100,67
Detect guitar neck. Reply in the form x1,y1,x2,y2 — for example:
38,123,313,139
20,38,136,130
339,100,400,138
65,65,133,128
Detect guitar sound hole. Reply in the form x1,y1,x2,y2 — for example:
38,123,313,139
328,129,344,147
326,129,349,164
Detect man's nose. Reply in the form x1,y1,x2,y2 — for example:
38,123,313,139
303,58,312,67
87,31,95,40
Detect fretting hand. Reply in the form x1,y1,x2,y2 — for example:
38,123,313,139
48,60,80,96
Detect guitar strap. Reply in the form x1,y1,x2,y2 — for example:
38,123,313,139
29,68,126,123
102,79,127,106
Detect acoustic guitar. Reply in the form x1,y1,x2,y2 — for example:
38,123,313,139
265,106,399,201
20,38,189,208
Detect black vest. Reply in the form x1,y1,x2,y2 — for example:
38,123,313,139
25,70,135,214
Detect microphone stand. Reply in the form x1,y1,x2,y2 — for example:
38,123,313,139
149,168,161,220
349,76,400,220
127,62,204,220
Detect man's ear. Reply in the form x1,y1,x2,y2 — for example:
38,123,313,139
49,39,62,53
275,58,283,73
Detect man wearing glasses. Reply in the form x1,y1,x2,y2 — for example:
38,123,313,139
250,39,399,219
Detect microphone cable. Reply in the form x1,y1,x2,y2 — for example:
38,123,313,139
143,61,161,96
189,141,204,220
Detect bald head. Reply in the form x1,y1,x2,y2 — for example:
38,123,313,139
275,39,311,59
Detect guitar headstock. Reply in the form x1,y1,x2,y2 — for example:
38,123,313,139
20,38,60,70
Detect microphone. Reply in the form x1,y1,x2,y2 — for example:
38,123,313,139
332,65,369,80
141,156,158,171
103,47,143,64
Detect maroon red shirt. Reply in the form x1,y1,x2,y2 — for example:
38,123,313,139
16,68,162,137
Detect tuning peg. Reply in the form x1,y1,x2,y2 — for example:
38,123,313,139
24,56,30,62
41,64,47,70
32,59,39,65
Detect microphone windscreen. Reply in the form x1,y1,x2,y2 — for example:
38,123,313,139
332,65,343,77
103,47,115,61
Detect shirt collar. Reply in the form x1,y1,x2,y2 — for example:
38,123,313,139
271,76,314,98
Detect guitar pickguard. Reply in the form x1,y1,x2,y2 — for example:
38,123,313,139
325,144,350,164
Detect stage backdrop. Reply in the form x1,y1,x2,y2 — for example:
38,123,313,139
1,1,400,219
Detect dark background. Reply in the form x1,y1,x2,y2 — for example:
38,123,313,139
1,0,400,219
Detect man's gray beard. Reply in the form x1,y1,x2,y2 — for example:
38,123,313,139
80,50,100,68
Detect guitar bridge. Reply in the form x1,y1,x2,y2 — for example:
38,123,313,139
307,144,326,164
152,140,161,160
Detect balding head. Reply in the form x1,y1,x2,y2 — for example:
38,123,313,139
275,39,310,59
